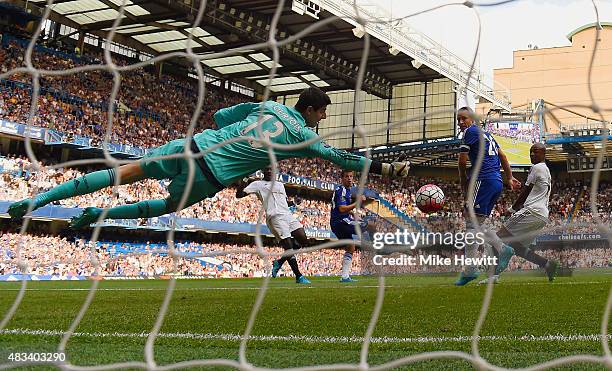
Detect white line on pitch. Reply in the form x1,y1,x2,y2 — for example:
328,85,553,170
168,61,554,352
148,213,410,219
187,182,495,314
0,281,607,291
0,328,609,344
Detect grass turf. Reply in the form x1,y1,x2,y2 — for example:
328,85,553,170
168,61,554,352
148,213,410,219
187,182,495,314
0,272,610,370
492,135,533,166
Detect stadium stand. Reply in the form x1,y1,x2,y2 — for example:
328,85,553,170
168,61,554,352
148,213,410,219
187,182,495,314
0,30,610,281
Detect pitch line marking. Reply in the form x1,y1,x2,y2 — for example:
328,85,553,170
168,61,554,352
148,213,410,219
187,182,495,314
0,328,610,344
0,280,607,291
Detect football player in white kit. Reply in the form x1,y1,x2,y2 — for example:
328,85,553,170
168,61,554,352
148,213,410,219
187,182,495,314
236,167,311,284
482,143,559,283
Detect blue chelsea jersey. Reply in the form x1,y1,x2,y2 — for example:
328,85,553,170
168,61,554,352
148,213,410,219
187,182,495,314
460,125,502,181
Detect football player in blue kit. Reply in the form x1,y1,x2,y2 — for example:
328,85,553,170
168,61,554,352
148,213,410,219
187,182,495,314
330,169,380,282
455,107,521,286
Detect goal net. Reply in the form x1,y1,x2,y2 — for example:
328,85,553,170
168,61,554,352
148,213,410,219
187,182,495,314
0,0,610,369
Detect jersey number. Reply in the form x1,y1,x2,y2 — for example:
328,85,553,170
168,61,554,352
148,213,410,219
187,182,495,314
241,116,284,148
484,133,498,156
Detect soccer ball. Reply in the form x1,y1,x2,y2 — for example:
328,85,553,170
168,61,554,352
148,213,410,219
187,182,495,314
415,184,445,214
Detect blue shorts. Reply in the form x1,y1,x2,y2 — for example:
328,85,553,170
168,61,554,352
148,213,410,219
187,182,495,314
331,218,368,240
467,178,503,217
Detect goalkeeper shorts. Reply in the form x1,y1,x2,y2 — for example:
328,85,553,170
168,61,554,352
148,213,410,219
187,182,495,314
141,138,225,206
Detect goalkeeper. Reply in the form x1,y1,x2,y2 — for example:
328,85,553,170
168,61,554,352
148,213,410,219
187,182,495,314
8,88,411,228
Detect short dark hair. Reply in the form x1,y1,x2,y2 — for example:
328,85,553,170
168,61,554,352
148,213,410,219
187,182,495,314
458,106,478,122
295,87,332,112
340,169,354,177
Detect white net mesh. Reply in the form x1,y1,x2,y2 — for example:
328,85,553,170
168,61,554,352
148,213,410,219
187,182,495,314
0,0,610,369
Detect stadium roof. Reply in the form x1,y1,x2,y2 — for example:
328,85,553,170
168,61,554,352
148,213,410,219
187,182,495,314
23,0,510,108
566,22,612,41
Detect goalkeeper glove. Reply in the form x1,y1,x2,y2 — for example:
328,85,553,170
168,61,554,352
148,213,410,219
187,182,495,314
381,161,410,178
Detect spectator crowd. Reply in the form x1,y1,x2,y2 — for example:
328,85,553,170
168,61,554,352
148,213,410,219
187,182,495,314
0,33,610,279
0,233,364,278
1,39,247,148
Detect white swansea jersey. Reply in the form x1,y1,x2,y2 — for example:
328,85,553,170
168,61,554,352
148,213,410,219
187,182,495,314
244,180,290,217
523,162,551,219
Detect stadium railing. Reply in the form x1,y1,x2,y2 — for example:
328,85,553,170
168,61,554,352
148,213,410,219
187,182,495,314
376,196,426,232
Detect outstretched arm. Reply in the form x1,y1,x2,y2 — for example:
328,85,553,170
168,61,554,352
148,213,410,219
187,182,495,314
302,130,410,178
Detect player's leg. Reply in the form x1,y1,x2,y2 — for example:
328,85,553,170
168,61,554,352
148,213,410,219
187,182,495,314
8,138,190,220
522,248,558,282
8,162,145,220
291,227,309,247
331,221,358,282
275,237,309,283
71,146,224,228
478,225,515,285
340,244,356,282
269,217,310,283
456,179,502,286
495,209,557,281
267,216,287,277
288,226,311,283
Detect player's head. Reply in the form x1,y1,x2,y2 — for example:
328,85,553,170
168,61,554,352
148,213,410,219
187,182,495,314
457,107,476,132
262,167,273,181
340,169,354,187
530,143,546,164
295,87,331,128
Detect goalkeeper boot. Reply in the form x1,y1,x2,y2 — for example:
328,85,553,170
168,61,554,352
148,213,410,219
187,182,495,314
340,276,358,283
271,260,281,278
495,245,515,275
70,207,102,229
545,260,559,282
454,271,480,286
7,198,36,220
296,276,311,284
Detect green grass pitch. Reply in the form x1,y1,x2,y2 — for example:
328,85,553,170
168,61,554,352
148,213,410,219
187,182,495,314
0,272,610,370
492,135,533,166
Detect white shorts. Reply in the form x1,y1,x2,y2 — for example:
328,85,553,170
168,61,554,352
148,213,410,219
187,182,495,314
503,208,547,247
267,214,303,240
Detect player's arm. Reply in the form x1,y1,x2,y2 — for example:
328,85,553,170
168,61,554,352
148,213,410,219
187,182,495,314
235,179,257,198
302,130,409,177
213,103,259,129
498,147,521,190
458,128,476,196
333,188,361,213
510,184,533,212
510,165,540,212
338,197,365,213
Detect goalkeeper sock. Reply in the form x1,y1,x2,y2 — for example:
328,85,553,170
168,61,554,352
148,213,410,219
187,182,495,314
341,251,353,279
287,256,302,278
106,199,169,219
34,169,117,208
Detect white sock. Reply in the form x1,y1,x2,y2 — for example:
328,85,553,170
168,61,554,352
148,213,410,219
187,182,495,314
341,252,352,279
485,230,503,254
463,228,478,276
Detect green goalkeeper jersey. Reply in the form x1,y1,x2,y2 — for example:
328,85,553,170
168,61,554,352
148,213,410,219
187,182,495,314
194,101,370,186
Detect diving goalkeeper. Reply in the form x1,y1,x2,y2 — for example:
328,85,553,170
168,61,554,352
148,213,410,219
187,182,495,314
8,88,411,228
